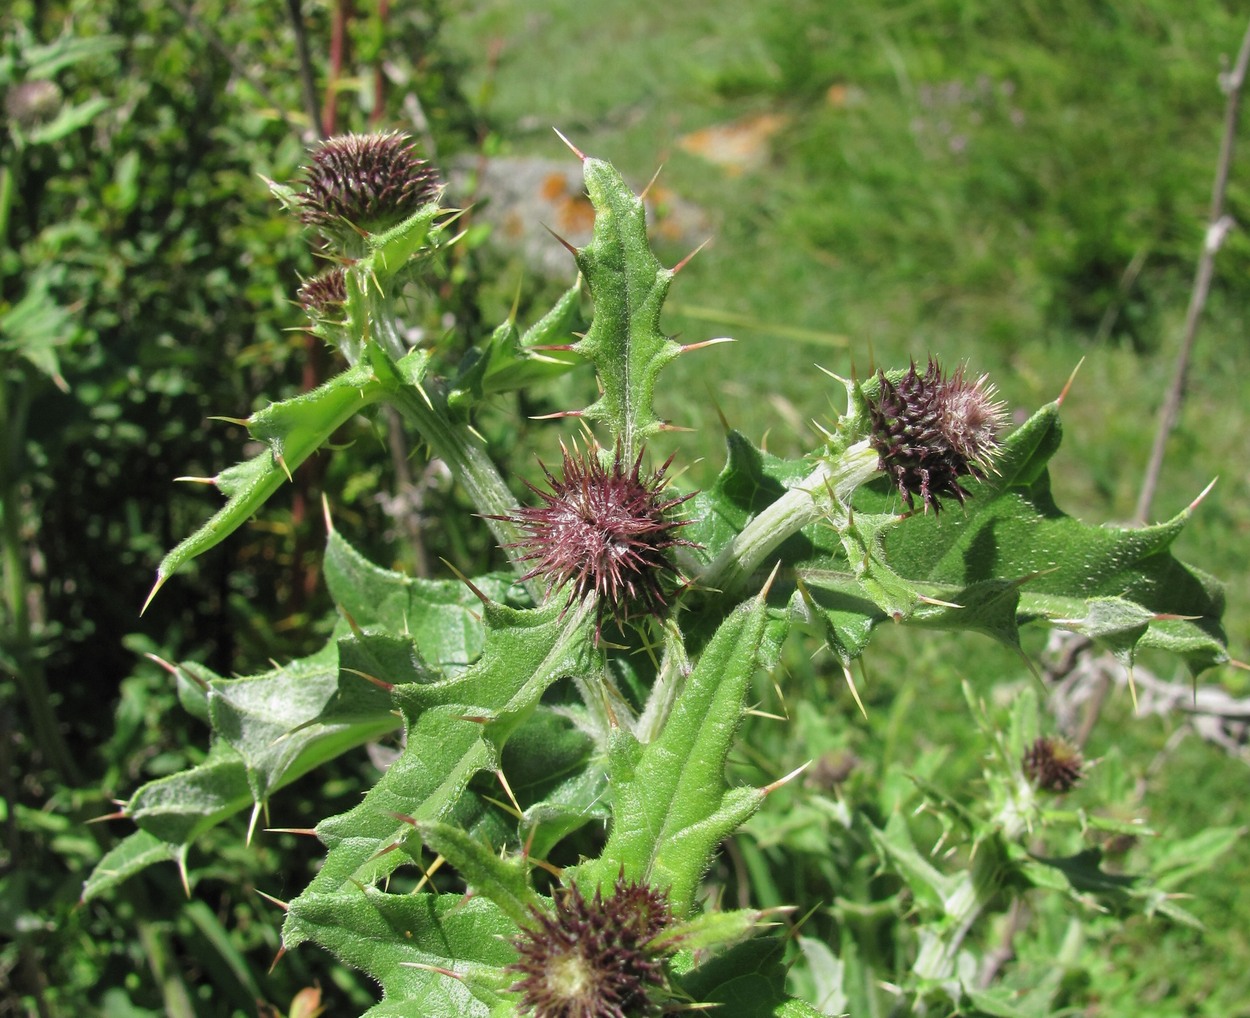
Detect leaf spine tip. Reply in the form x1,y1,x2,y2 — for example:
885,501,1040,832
763,761,811,794
140,574,167,616
671,237,711,275
254,889,290,912
552,126,586,161
1057,356,1085,406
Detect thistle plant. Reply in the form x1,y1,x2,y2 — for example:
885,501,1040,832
86,132,1230,1016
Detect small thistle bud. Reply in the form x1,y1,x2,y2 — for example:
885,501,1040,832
508,876,674,1018
494,443,696,633
1023,736,1083,793
296,267,347,315
296,132,441,241
867,358,1007,514
6,79,62,129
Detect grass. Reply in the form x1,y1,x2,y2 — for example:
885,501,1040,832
442,2,1250,1013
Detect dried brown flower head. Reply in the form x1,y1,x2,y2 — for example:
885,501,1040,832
296,132,440,241
1023,736,1084,793
496,443,696,632
508,876,674,1018
868,358,1007,513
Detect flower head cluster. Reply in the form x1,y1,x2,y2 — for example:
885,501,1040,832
867,358,1007,513
1023,736,1084,793
497,443,696,633
296,131,440,241
508,876,674,1018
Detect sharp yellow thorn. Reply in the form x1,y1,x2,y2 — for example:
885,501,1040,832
141,572,168,616
842,661,868,720
763,761,810,794
177,847,191,899
173,475,217,485
640,163,664,201
1057,357,1085,407
552,127,586,160
246,801,262,846
496,769,523,816
255,889,289,912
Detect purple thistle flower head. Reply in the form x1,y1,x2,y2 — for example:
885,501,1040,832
495,442,696,634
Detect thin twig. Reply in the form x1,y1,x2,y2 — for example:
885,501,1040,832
1136,18,1250,523
285,0,323,138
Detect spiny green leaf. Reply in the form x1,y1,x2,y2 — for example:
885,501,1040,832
123,741,250,846
298,598,598,897
149,358,396,601
449,281,583,409
324,529,517,671
81,830,179,903
284,890,515,1015
413,820,541,926
674,935,826,1017
578,595,770,915
572,157,684,458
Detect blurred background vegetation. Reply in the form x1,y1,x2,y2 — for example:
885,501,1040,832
2,0,1248,1014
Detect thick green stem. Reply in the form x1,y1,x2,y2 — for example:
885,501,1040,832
698,440,878,597
385,374,541,601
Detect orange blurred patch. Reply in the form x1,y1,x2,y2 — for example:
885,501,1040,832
678,112,789,176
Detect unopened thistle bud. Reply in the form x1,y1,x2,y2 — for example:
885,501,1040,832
508,876,674,1018
494,443,696,634
296,267,347,315
867,358,1007,514
296,132,441,242
1023,736,1083,793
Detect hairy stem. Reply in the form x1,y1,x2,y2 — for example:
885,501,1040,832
698,440,878,597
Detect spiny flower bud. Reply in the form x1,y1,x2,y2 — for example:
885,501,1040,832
1022,736,1083,793
296,267,347,315
494,443,696,634
296,131,441,241
508,876,674,1018
867,358,1007,514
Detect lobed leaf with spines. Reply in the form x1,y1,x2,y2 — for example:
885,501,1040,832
568,156,685,458
575,592,775,917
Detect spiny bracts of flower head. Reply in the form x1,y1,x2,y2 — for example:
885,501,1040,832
495,442,696,633
508,876,675,1018
1023,736,1084,793
296,131,440,239
296,267,347,315
867,357,1008,514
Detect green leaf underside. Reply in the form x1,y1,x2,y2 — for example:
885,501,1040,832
578,596,770,916
323,528,520,671
572,157,683,458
